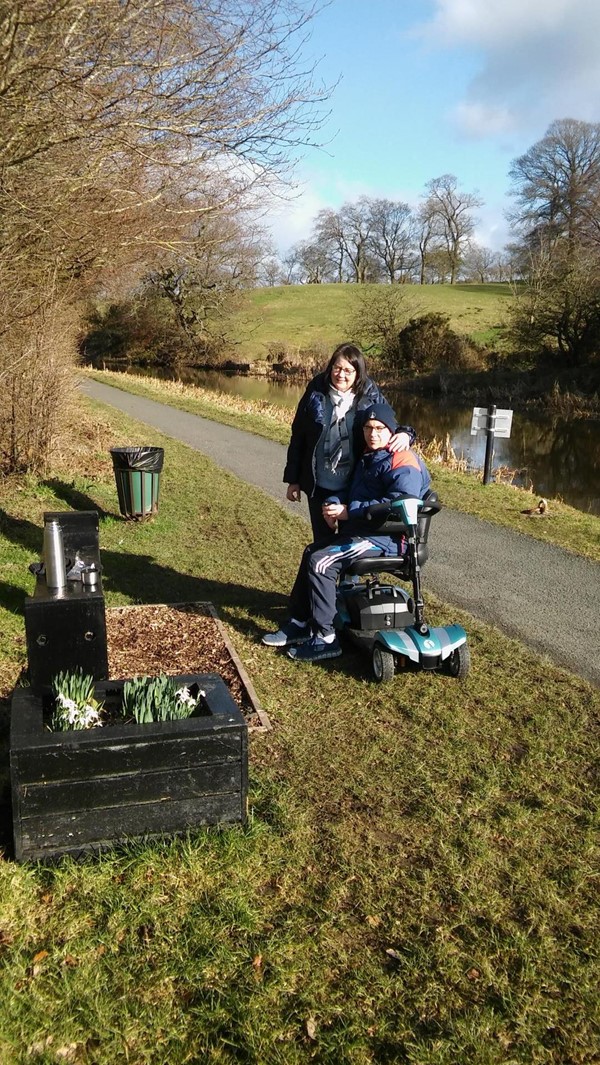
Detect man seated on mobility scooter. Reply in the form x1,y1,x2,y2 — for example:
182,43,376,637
261,401,432,663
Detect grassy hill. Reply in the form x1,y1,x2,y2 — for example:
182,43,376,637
231,282,515,360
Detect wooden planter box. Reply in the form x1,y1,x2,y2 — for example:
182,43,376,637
10,673,248,863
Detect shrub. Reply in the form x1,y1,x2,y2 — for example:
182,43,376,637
346,285,410,365
395,313,484,374
0,283,78,474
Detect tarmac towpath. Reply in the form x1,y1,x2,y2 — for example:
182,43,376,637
82,378,600,687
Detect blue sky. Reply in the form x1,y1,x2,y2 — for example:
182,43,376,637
265,0,600,254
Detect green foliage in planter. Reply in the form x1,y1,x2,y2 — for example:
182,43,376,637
121,674,203,724
51,668,103,731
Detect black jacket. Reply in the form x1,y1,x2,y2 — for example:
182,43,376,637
283,372,416,497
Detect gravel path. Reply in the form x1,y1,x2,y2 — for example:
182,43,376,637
82,379,600,686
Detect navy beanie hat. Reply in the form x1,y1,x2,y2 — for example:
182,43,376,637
363,401,398,434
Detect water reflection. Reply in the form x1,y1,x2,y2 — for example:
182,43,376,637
386,390,600,515
101,363,600,514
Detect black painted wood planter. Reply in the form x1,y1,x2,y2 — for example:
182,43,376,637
10,673,248,863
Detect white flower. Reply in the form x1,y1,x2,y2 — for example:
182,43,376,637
81,704,102,727
175,685,204,710
56,694,78,713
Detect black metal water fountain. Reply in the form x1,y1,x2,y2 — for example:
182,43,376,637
24,510,109,692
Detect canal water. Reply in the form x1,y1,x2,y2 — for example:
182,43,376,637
112,364,600,516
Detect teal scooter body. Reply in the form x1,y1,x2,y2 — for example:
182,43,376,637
336,494,470,683
375,623,468,668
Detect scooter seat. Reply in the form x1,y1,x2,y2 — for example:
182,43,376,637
344,491,438,581
346,557,410,578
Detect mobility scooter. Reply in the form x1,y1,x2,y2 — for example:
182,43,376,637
335,492,470,683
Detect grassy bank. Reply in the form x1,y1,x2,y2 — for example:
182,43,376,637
0,396,599,1064
84,369,600,563
231,283,514,358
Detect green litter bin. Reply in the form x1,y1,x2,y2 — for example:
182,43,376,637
110,446,164,520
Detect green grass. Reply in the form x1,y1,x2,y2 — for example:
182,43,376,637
231,283,515,359
0,397,599,1064
84,369,600,563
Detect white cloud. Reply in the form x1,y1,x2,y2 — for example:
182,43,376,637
423,0,597,46
473,207,512,253
454,101,515,138
420,0,600,138
257,182,329,254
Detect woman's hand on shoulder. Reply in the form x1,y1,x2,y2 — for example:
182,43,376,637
388,431,410,453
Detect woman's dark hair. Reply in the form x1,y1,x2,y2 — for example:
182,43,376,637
324,343,368,398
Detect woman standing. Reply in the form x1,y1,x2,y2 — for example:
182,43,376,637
283,343,416,542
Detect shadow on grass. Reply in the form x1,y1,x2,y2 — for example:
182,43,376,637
0,508,43,556
0,580,28,615
43,477,110,518
0,504,288,634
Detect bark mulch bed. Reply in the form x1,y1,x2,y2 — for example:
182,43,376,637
105,602,269,731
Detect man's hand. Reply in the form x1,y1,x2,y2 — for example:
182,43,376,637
387,431,410,454
286,484,301,502
322,502,348,529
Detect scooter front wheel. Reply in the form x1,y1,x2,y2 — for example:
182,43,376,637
372,644,395,683
445,643,470,679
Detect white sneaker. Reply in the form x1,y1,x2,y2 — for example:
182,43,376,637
261,621,311,647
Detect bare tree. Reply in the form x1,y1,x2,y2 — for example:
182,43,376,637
346,285,411,362
312,199,376,283
281,245,303,284
147,208,270,355
366,198,415,283
338,197,373,283
416,201,442,286
508,119,600,256
420,174,483,284
461,244,499,283
2,0,330,289
507,241,600,365
0,0,330,470
424,248,452,285
313,208,347,282
260,257,285,287
506,119,600,365
296,240,336,283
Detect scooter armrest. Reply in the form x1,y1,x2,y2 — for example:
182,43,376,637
365,502,410,534
366,502,395,520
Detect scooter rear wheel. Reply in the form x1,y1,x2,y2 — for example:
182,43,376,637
372,644,395,683
445,643,470,679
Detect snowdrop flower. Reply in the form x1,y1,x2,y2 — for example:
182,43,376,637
81,704,102,727
56,694,78,713
176,686,205,711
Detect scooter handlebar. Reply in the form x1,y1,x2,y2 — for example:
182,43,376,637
366,492,442,526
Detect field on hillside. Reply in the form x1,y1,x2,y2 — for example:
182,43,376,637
232,282,514,359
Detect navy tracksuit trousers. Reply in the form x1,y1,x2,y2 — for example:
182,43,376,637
288,537,385,637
